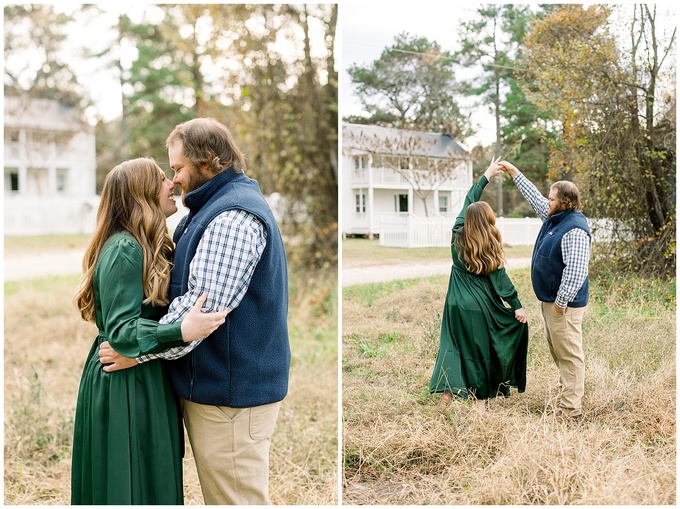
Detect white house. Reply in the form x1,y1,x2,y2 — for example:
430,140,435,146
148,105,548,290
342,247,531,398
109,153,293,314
342,123,473,240
4,96,100,235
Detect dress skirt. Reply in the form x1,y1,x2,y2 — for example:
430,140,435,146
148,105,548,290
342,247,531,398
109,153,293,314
71,338,183,504
430,265,529,400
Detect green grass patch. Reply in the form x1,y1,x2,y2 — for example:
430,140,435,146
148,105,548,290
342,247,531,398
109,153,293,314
5,274,82,297
4,234,91,254
343,278,423,307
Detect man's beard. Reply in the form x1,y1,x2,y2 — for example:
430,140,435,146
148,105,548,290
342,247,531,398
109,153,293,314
181,171,212,205
548,205,565,217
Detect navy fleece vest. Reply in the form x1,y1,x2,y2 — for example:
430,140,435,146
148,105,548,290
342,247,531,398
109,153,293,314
166,169,290,408
531,209,591,307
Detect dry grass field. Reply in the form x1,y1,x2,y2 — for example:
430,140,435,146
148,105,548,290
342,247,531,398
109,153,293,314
342,265,675,504
4,238,339,505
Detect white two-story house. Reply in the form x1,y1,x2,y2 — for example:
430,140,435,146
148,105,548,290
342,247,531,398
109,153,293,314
342,122,473,239
4,95,99,235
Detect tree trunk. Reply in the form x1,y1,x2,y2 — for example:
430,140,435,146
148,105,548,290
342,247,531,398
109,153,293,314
493,16,503,215
117,14,127,161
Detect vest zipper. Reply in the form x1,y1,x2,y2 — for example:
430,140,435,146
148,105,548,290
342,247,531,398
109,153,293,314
189,351,195,400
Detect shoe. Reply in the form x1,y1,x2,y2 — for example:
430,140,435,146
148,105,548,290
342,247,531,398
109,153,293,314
437,393,453,413
553,409,582,421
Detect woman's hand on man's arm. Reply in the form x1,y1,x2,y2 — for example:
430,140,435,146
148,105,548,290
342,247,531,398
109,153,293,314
483,156,504,181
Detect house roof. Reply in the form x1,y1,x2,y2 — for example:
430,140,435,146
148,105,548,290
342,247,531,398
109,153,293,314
343,122,469,159
4,96,86,132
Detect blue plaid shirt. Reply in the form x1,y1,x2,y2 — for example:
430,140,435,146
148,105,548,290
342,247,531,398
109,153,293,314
514,173,590,308
137,209,267,363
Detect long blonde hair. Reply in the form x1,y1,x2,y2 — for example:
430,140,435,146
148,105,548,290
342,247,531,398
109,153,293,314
74,158,175,322
454,201,506,275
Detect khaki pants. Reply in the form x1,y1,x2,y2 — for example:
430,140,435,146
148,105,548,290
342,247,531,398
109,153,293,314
541,302,586,417
182,398,282,505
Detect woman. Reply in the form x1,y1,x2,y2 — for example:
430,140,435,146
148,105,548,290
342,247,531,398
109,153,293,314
71,158,228,504
430,158,529,413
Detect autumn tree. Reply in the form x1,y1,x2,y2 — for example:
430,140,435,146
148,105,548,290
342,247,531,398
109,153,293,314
4,4,95,175
7,4,338,272
206,4,339,269
522,4,676,276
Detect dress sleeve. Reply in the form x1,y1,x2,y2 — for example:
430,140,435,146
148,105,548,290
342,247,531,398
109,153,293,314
97,238,184,358
137,209,267,363
488,268,523,311
453,175,489,235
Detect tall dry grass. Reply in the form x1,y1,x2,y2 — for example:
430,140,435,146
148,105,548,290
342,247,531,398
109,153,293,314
342,269,675,504
4,263,338,504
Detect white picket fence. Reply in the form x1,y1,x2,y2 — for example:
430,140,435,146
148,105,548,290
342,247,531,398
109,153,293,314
378,215,622,248
3,196,193,236
379,215,544,248
4,196,101,236
4,195,278,236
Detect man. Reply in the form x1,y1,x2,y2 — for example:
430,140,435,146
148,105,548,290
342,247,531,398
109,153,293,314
100,117,291,504
500,160,591,420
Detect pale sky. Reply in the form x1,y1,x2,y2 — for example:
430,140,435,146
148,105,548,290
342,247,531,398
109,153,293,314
56,4,161,123
339,2,496,147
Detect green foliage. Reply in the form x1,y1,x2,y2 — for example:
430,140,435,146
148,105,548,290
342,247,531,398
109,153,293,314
358,331,407,358
456,5,554,215
343,278,422,308
590,249,677,312
287,259,338,326
346,32,471,137
94,7,205,183
358,342,385,358
214,4,339,269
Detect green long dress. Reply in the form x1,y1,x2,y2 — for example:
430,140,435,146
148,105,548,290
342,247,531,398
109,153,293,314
71,232,187,505
429,176,529,400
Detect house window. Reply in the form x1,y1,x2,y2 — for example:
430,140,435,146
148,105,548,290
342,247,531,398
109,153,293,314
439,195,448,213
5,130,21,159
4,168,19,193
5,129,19,143
28,130,45,145
56,168,68,193
395,193,408,213
353,156,367,181
355,192,366,214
